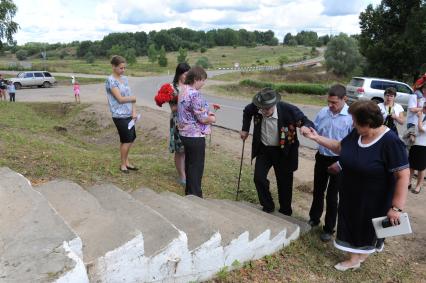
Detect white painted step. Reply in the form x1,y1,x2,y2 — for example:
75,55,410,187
87,184,192,282
34,180,145,283
131,188,251,282
0,168,88,283
179,194,299,259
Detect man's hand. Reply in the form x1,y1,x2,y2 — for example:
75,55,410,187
327,162,341,175
240,131,249,141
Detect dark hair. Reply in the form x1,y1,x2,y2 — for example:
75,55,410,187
184,66,207,85
110,55,126,67
348,100,383,128
384,87,397,96
328,84,346,99
173,63,190,87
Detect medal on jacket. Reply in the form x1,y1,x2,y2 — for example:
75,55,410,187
280,127,287,148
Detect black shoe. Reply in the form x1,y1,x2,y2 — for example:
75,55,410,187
320,232,333,242
126,166,139,171
308,219,320,227
262,206,275,213
278,209,292,216
120,168,130,174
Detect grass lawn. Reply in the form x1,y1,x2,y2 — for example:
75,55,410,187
0,45,314,76
0,102,417,282
54,75,105,86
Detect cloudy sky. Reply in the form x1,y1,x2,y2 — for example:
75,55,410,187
13,0,381,44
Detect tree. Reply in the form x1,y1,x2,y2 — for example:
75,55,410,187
108,45,137,65
85,51,95,64
359,1,426,81
0,0,19,44
158,46,168,67
295,31,318,46
147,44,157,63
177,47,187,64
325,33,362,76
283,33,293,45
15,49,27,61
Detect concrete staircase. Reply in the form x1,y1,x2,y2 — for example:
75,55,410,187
0,167,306,282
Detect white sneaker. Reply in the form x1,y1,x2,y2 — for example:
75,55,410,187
334,261,361,271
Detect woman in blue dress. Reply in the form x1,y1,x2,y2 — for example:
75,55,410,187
304,101,409,271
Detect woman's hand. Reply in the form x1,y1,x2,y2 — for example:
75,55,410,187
386,208,401,226
303,127,319,141
207,112,216,124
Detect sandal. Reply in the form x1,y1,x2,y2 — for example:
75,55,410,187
126,166,139,171
411,187,422,194
120,168,130,174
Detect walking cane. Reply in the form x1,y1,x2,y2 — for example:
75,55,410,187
235,139,245,201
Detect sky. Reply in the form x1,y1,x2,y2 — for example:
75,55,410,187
12,0,382,44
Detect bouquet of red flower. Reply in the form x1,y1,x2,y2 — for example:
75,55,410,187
155,83,175,107
413,73,426,91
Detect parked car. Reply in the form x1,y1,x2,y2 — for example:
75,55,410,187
346,77,413,109
9,71,57,89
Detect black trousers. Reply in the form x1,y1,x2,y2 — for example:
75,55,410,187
254,145,294,215
180,136,205,198
9,93,15,102
309,152,341,233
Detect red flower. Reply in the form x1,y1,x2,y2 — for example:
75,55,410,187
154,83,175,107
213,103,221,111
414,74,426,90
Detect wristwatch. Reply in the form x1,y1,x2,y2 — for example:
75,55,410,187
391,206,402,212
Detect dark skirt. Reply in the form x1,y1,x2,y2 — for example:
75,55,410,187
409,145,426,170
113,117,136,143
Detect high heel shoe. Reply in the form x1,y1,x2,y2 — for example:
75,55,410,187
334,261,361,271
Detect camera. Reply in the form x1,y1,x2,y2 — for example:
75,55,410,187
382,218,400,228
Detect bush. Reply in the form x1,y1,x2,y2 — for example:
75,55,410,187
239,79,328,95
200,47,207,53
221,54,226,57
195,57,211,69
16,49,28,61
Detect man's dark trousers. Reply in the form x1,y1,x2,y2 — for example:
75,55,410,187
254,145,293,216
309,152,340,233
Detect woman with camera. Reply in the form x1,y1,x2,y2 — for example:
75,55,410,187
304,101,409,271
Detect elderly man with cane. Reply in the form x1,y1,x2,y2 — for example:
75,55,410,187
240,88,314,216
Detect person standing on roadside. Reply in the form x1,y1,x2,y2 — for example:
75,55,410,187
177,66,216,197
0,74,6,101
308,84,352,242
73,80,81,104
169,63,190,186
105,55,138,174
240,88,314,216
7,81,16,102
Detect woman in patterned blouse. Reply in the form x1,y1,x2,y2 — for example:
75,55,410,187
177,66,216,197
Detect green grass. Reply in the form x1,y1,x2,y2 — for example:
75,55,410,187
0,45,314,76
0,101,419,282
0,101,256,197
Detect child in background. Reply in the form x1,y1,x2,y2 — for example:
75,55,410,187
7,81,16,102
73,80,80,103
